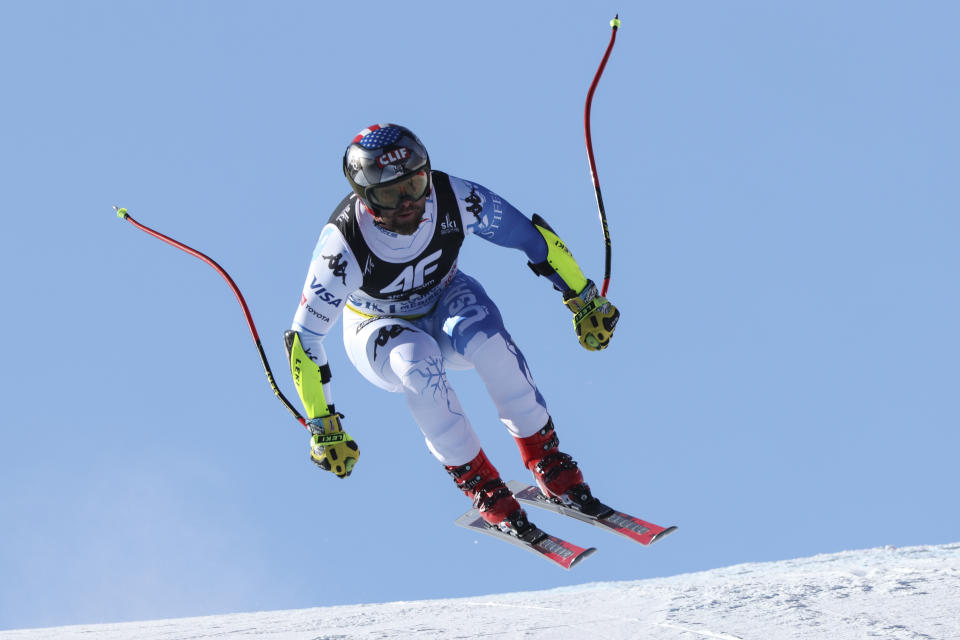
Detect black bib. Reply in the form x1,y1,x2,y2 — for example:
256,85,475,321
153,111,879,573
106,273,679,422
328,171,465,302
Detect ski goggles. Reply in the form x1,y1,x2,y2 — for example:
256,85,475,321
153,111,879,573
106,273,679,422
367,170,431,209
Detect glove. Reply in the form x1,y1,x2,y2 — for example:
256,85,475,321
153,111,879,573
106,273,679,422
307,413,359,478
563,280,620,351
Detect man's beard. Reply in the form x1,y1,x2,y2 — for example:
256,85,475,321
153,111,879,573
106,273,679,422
388,213,422,235
374,199,427,235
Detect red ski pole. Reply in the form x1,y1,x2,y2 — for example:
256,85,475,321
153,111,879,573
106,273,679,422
584,15,621,297
114,206,308,429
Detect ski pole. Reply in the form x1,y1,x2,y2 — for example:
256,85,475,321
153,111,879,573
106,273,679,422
584,14,621,297
114,206,308,430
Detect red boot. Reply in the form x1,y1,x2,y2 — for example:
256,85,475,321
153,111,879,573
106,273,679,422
445,449,531,534
515,418,594,507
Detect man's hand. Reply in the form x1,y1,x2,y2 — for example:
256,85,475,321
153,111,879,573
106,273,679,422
307,413,359,478
564,280,620,351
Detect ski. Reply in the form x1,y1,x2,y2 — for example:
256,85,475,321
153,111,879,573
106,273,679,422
506,480,678,546
454,508,597,570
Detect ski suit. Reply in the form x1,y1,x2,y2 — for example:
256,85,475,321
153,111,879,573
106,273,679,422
291,171,585,466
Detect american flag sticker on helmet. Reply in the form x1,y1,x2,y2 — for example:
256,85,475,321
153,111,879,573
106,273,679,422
354,123,402,148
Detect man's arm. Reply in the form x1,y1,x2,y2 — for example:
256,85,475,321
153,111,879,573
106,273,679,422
452,177,579,289
287,223,363,476
452,176,619,351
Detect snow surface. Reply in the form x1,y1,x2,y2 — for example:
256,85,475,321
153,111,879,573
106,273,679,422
3,543,958,640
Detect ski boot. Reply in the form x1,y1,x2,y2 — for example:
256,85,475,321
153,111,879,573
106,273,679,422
515,418,608,517
446,449,537,539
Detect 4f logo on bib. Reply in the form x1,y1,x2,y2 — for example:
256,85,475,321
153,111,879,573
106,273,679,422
381,249,442,295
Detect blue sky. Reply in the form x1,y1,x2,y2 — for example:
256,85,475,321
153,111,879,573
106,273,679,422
1,0,958,631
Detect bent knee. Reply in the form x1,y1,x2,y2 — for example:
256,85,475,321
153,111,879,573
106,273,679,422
388,334,446,396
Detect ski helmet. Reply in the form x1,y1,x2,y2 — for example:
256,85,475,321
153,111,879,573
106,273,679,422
343,124,431,211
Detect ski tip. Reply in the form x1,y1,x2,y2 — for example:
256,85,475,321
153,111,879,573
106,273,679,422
570,547,598,569
651,525,678,545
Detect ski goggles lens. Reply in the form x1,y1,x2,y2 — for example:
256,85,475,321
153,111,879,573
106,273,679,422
367,171,430,209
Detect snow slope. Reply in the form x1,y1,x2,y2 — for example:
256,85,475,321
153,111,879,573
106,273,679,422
3,543,958,640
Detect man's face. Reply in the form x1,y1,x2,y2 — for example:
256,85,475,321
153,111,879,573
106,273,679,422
372,195,428,235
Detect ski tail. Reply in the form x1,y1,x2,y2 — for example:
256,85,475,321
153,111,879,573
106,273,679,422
454,509,596,570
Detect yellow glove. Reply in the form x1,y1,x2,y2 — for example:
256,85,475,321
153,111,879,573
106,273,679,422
564,280,620,351
307,413,359,478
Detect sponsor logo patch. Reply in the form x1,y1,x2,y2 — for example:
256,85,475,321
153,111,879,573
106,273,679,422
376,147,410,168
323,252,348,285
309,276,344,307
440,212,460,235
373,325,413,360
463,185,484,221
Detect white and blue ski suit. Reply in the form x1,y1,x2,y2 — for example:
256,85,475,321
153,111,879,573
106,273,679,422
291,171,579,466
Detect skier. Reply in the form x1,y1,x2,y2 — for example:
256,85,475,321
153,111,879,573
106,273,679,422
286,123,620,536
